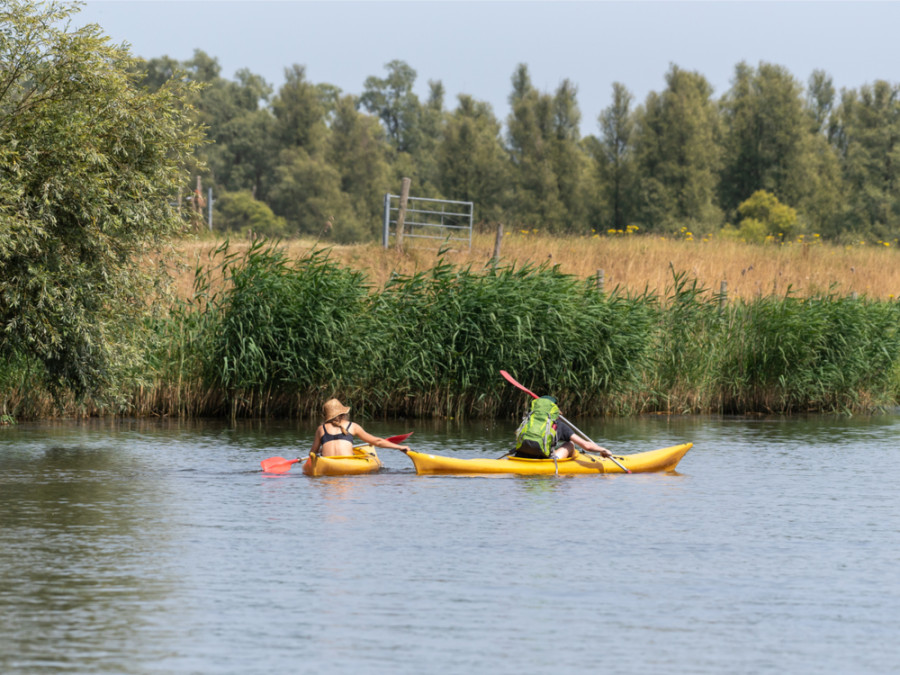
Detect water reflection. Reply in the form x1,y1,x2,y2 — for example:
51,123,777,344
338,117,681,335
1,443,179,673
1,414,899,674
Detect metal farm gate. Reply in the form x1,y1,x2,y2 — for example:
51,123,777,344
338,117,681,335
382,192,474,249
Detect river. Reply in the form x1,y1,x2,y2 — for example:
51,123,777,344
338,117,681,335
1,414,899,674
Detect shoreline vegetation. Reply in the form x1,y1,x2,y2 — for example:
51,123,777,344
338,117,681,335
5,2,900,426
4,232,900,422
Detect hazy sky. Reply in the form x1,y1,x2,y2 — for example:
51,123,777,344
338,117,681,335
75,1,900,135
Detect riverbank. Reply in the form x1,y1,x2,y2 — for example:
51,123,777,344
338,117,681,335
4,234,900,421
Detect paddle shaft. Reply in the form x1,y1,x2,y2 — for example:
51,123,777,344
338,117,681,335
499,370,631,473
556,414,630,473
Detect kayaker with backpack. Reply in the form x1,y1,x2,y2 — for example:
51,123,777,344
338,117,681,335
514,395,612,460
311,398,412,457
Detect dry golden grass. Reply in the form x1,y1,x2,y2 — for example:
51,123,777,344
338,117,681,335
172,230,900,302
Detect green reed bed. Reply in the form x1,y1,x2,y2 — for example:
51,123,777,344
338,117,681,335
716,292,900,413
155,242,658,418
368,257,658,417
133,242,900,419
645,275,900,414
5,241,898,420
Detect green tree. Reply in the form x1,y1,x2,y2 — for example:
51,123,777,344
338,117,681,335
719,62,830,218
807,69,836,137
550,78,590,229
271,64,327,152
586,82,637,231
134,53,277,203
360,60,421,153
327,95,393,240
631,65,722,231
413,79,447,196
729,190,800,243
201,68,276,198
0,0,203,400
831,81,900,240
506,64,589,231
267,148,355,240
438,94,509,222
132,54,182,91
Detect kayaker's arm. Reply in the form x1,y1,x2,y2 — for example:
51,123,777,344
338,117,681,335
354,425,411,452
570,433,611,457
309,425,323,456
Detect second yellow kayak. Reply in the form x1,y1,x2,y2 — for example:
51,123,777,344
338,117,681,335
401,443,692,475
302,445,382,476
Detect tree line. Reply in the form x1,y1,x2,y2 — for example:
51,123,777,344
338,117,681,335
137,52,900,244
1,0,898,411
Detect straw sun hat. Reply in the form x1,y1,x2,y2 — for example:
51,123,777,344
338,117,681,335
323,398,351,422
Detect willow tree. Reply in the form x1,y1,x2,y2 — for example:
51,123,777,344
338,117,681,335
831,80,900,240
586,82,638,232
631,65,723,232
327,94,393,241
506,64,589,232
0,0,203,403
438,94,509,223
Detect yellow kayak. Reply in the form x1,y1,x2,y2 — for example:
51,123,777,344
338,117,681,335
401,443,692,475
302,445,382,476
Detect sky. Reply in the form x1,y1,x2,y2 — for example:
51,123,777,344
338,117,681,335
74,1,900,136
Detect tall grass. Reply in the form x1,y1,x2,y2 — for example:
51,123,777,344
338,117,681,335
176,230,900,301
139,242,900,419
365,254,658,417
644,273,900,414
717,292,900,413
4,238,899,419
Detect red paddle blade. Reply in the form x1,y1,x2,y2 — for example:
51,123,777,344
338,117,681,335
260,456,300,474
385,432,412,444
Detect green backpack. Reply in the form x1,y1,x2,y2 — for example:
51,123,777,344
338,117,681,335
515,396,560,457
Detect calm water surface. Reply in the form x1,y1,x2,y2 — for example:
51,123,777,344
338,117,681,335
1,414,899,674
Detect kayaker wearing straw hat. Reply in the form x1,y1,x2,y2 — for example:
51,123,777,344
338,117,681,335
310,398,412,457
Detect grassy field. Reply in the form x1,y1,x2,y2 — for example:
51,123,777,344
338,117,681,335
174,229,900,301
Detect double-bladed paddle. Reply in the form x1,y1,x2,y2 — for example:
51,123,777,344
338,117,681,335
260,432,413,474
500,370,631,474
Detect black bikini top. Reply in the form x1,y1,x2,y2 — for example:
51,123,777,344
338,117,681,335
320,422,354,444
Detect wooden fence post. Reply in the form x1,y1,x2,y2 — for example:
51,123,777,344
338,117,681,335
595,269,605,294
396,177,411,250
492,222,503,260
195,175,203,219
719,280,728,312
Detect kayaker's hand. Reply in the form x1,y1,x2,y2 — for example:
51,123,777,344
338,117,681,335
595,446,612,458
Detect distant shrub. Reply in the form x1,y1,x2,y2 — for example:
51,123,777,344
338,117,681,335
214,191,289,238
735,190,800,242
